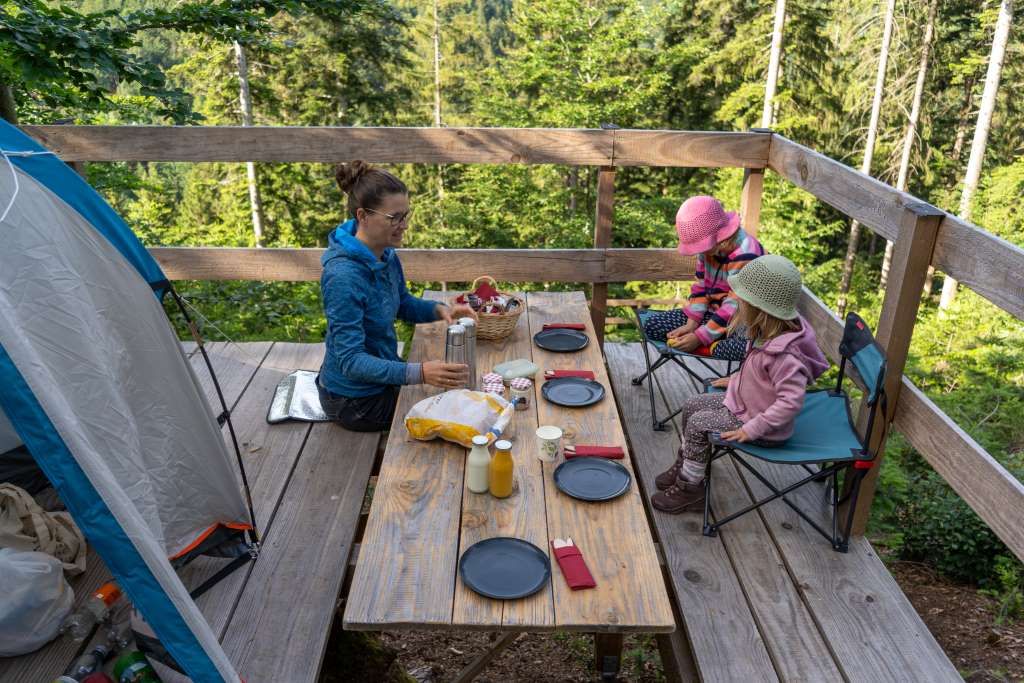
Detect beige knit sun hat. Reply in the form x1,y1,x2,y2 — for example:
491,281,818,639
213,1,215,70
727,254,802,320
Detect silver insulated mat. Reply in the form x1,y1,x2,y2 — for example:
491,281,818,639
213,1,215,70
266,370,329,424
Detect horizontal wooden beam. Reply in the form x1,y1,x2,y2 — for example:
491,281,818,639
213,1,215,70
148,247,696,283
20,126,767,168
612,130,770,168
768,135,905,243
932,215,1024,320
799,284,1024,562
22,126,613,165
771,134,1024,321
893,379,1024,562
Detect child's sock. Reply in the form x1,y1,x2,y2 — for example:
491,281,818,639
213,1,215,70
680,459,706,483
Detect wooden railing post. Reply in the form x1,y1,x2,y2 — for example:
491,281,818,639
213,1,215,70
591,166,616,344
849,201,943,534
739,128,770,236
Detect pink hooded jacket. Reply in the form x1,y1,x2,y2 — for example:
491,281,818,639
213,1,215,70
724,316,829,442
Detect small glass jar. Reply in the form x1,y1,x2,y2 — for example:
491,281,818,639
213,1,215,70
509,378,532,411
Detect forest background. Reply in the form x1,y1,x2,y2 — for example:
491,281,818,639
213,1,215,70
3,0,1024,616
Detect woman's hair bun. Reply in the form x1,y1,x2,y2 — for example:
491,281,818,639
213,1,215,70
335,160,372,194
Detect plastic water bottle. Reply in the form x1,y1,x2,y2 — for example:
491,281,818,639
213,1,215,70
61,642,111,680
61,581,122,641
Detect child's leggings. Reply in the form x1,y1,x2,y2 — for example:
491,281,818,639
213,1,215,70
676,393,744,482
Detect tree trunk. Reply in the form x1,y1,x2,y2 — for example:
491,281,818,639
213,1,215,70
880,0,938,291
0,83,17,124
761,0,786,128
234,42,265,249
939,0,1013,312
837,0,896,316
432,0,445,200
475,0,493,62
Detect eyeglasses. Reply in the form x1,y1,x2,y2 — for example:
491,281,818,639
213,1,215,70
364,207,412,227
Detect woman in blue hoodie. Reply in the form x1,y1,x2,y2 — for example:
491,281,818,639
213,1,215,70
317,161,474,431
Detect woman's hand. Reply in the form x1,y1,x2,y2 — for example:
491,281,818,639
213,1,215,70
710,377,731,389
422,360,469,388
435,303,478,325
719,428,751,443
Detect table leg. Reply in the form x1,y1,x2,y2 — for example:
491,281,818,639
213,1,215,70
450,631,521,683
594,633,624,681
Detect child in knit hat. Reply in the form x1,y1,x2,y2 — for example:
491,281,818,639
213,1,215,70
651,255,829,514
642,195,764,361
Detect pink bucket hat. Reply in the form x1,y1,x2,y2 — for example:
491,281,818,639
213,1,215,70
675,195,741,255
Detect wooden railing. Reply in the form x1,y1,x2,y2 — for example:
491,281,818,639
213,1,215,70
22,124,1024,561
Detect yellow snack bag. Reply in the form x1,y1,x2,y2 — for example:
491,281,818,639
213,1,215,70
405,390,514,448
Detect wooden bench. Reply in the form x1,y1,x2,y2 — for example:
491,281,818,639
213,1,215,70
0,342,380,683
605,342,961,682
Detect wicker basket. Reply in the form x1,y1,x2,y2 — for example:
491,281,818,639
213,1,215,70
466,276,524,341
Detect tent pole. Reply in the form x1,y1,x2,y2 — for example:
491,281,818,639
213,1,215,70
168,287,261,546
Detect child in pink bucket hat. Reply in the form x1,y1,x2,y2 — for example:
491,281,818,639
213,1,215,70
642,195,765,361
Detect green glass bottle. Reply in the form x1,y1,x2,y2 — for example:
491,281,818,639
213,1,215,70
112,651,161,683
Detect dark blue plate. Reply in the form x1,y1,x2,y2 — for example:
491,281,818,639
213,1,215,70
541,377,605,407
553,457,631,502
533,328,589,352
459,537,551,600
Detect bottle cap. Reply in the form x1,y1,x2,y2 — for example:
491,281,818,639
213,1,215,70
458,317,476,329
471,435,489,446
494,440,512,450
95,582,122,606
446,324,466,344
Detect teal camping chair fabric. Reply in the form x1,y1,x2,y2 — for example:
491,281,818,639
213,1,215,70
702,312,887,552
632,307,739,431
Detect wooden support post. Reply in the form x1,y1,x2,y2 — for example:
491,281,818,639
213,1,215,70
594,632,624,681
591,166,616,345
849,201,943,534
739,128,770,236
739,168,765,236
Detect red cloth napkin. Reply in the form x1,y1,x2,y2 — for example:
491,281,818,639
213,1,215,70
544,369,595,380
551,540,596,590
565,445,624,459
543,323,586,330
455,280,501,304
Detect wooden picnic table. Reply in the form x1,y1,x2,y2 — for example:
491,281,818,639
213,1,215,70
344,290,673,676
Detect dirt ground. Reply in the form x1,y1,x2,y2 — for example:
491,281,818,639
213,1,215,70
323,561,1024,682
890,560,1024,682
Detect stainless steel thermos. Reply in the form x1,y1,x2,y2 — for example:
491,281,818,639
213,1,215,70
445,323,467,387
458,316,477,389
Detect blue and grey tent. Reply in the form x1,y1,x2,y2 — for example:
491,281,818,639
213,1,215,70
0,120,256,682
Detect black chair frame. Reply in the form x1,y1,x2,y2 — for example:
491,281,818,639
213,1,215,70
631,306,738,431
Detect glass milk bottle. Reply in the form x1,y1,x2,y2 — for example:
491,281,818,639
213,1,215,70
489,440,514,499
466,435,491,493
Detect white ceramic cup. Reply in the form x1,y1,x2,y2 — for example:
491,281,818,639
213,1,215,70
535,425,563,463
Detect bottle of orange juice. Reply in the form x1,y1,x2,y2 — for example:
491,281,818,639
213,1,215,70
489,440,514,498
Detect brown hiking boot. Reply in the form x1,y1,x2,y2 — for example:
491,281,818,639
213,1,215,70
651,478,705,514
655,450,687,490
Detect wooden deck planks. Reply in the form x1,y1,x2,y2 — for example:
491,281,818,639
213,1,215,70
343,293,468,630
604,344,779,681
739,457,962,682
449,293,555,631
220,418,379,682
655,356,844,682
527,293,673,633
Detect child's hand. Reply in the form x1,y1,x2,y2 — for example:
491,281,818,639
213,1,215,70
666,320,697,339
710,377,731,389
669,333,701,352
720,428,751,443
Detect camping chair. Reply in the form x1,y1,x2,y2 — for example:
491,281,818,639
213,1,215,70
702,312,887,553
632,306,740,431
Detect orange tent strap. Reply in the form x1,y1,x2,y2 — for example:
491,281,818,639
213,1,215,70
170,522,253,561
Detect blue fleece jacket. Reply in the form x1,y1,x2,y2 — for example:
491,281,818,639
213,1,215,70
318,220,440,398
